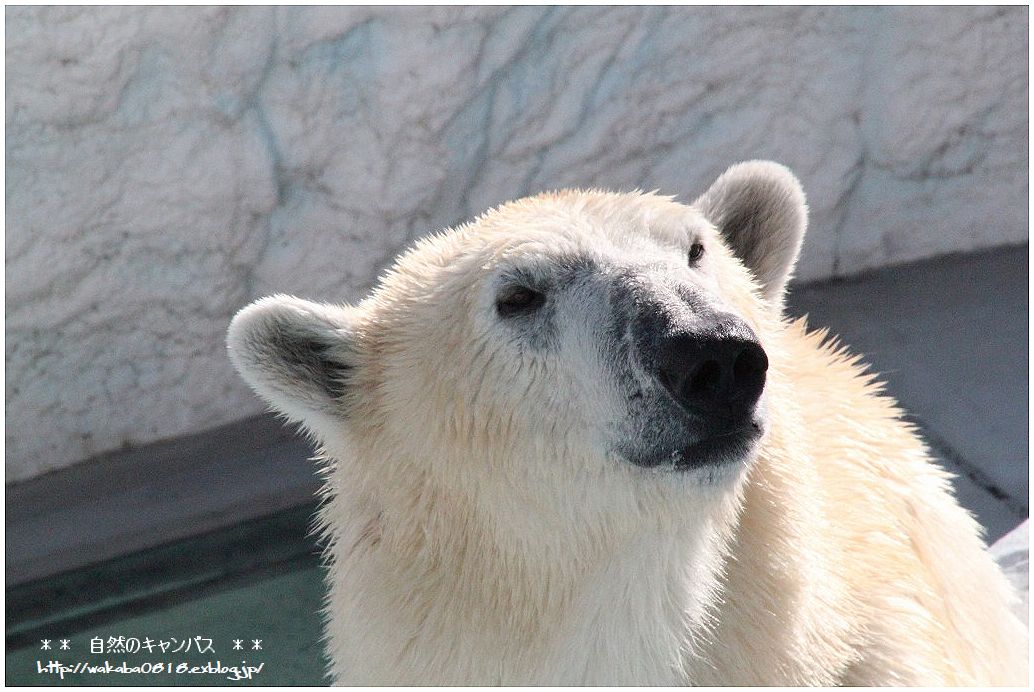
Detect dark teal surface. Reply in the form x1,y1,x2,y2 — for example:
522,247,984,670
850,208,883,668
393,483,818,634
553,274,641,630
7,566,326,686
6,506,329,686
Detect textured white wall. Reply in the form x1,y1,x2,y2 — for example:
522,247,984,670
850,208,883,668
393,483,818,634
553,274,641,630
6,6,1028,482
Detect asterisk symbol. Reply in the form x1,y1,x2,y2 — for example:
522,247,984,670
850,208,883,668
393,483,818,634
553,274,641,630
40,639,51,650
232,639,243,650
60,639,70,650
251,639,262,650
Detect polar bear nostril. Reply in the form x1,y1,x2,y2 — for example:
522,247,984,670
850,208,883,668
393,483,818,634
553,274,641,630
687,360,723,399
735,343,768,379
732,342,768,403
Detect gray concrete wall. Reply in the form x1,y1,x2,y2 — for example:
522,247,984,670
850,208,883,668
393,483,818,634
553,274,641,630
5,6,1028,482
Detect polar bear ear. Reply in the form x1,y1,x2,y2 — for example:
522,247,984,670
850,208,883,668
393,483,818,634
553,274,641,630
227,295,359,427
693,160,807,304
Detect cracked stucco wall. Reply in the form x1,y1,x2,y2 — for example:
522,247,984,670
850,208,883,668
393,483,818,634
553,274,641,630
6,6,1028,482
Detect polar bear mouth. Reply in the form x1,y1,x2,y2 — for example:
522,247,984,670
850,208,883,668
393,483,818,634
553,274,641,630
618,415,765,473
667,418,765,471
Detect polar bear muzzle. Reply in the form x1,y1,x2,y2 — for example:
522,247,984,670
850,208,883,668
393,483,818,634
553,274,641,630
613,296,769,472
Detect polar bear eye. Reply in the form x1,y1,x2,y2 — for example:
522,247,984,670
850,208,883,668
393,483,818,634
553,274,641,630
496,286,547,318
689,242,705,264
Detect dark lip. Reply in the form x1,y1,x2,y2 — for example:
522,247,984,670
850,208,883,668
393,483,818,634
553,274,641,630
672,422,764,470
625,419,765,472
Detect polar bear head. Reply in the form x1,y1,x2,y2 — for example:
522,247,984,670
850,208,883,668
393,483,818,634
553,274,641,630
228,161,806,541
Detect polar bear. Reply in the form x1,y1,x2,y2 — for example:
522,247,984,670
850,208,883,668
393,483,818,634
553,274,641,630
227,162,1027,685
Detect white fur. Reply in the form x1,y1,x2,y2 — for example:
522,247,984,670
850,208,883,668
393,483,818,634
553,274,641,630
227,162,1028,685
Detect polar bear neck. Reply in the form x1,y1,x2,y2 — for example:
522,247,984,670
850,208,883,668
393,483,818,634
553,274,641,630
319,447,746,685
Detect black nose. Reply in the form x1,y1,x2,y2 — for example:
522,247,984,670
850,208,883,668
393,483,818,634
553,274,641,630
656,318,768,422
